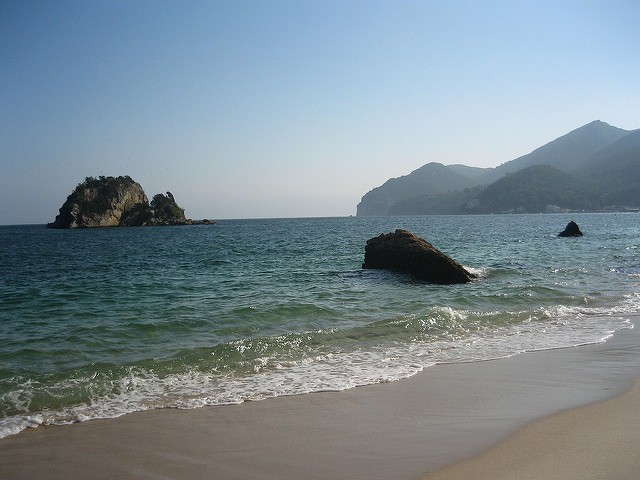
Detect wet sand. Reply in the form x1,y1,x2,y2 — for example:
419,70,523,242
2,325,640,480
423,381,640,480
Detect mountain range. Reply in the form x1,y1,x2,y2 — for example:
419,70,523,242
356,120,640,215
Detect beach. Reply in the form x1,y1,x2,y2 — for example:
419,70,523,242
423,380,640,480
2,323,640,480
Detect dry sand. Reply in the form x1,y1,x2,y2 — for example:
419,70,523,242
2,325,640,480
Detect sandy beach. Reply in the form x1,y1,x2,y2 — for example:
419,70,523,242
2,324,640,480
424,381,640,480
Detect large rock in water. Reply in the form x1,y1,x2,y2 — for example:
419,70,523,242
558,221,583,237
362,229,476,284
48,176,187,228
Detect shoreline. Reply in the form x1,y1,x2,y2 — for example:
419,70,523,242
2,324,640,479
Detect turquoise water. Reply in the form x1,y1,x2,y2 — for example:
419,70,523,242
1,213,639,438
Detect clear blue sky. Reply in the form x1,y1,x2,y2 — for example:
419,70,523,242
1,0,638,224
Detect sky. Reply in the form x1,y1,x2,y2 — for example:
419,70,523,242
1,0,639,224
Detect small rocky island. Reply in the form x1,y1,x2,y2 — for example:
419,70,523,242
363,229,476,284
48,176,212,228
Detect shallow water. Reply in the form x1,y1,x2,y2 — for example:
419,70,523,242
1,213,639,437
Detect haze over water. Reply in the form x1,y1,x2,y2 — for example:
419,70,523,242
1,213,639,438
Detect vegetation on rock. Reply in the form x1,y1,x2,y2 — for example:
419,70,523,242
149,193,186,224
464,165,597,214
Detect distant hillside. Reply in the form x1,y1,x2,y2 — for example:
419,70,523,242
463,165,596,214
578,129,640,207
356,120,638,216
446,164,488,181
478,120,629,184
387,186,483,215
356,162,483,216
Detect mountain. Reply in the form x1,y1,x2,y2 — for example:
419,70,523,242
356,121,638,216
446,164,488,181
387,186,483,215
463,165,597,214
356,162,487,216
478,120,630,184
578,129,640,206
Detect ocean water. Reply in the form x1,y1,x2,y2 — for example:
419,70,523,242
1,213,639,438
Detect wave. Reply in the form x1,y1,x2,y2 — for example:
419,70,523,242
1,298,635,440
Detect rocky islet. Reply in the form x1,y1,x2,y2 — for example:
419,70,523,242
47,176,206,228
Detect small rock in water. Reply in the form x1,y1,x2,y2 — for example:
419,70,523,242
558,221,583,237
362,229,476,284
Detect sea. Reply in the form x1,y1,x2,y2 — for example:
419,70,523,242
1,213,639,439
